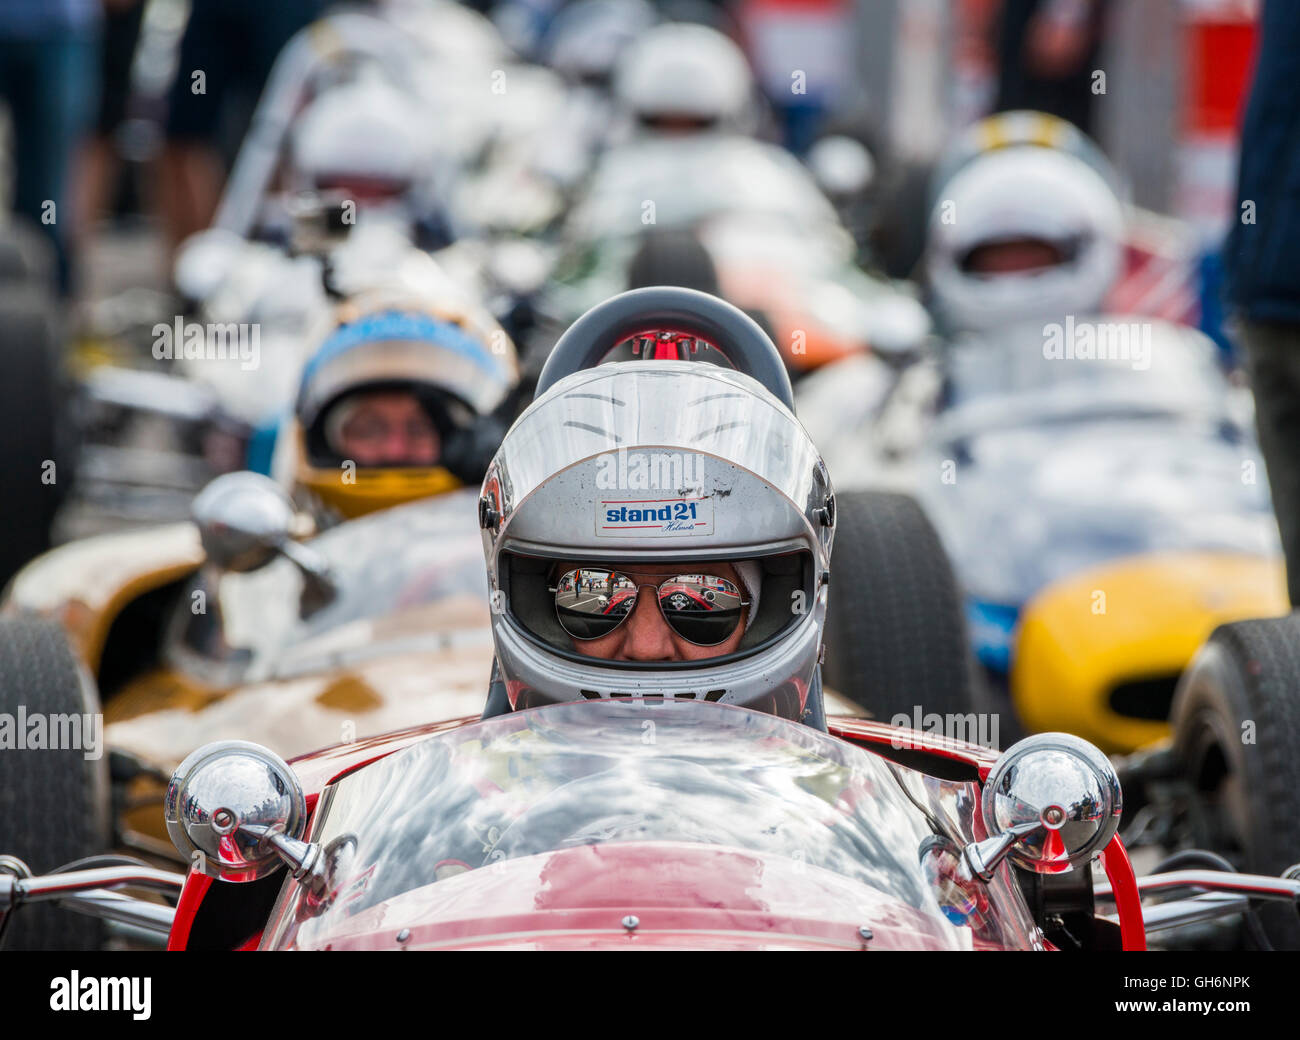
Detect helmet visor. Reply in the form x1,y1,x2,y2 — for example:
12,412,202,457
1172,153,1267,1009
552,568,747,646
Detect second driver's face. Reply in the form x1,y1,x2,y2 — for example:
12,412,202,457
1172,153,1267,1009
560,560,748,662
962,237,1066,275
334,391,440,467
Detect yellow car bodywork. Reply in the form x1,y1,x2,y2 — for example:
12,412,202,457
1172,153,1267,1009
1011,551,1288,754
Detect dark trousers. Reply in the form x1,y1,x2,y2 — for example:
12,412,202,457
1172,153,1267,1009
1241,318,1300,605
0,31,99,295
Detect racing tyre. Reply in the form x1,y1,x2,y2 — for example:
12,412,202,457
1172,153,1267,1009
0,289,63,589
1171,616,1300,950
822,490,977,723
0,616,109,950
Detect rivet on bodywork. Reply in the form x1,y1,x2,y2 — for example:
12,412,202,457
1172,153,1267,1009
858,926,873,942
396,928,411,944
621,914,640,931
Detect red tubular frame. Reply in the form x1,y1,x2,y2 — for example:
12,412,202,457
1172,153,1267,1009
1100,837,1146,950
166,871,213,951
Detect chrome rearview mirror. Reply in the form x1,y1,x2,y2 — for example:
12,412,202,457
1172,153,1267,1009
965,733,1121,881
192,471,300,572
192,472,336,610
165,740,308,882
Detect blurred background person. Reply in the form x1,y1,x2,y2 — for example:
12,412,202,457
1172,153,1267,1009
158,0,325,261
1224,0,1300,607
735,0,856,155
0,0,101,296
74,0,145,245
922,133,1124,339
991,0,1112,137
613,21,761,140
287,289,520,523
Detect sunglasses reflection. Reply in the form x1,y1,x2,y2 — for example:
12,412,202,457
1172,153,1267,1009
553,567,747,648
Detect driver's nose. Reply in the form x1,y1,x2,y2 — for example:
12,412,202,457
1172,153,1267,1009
618,588,678,661
380,429,412,463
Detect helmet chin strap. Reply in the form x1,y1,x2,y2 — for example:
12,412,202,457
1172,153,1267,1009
733,560,761,631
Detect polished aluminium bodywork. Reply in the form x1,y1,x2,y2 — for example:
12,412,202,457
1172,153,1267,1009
259,701,1043,950
16,707,1295,951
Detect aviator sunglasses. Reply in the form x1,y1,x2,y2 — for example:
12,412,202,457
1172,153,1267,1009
550,567,750,646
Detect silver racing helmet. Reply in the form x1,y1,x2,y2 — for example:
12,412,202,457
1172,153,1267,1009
478,288,836,723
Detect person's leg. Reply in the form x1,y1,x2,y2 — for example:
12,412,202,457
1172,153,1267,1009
157,143,225,257
159,0,233,258
7,32,99,295
75,0,147,235
158,0,324,260
1240,318,1300,605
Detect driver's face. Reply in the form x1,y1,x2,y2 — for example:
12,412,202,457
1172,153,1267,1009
334,391,440,467
962,237,1066,275
562,560,748,662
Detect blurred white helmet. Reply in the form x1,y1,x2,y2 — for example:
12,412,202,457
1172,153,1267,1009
614,23,756,134
287,70,450,245
290,73,436,196
378,0,512,67
924,145,1124,336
